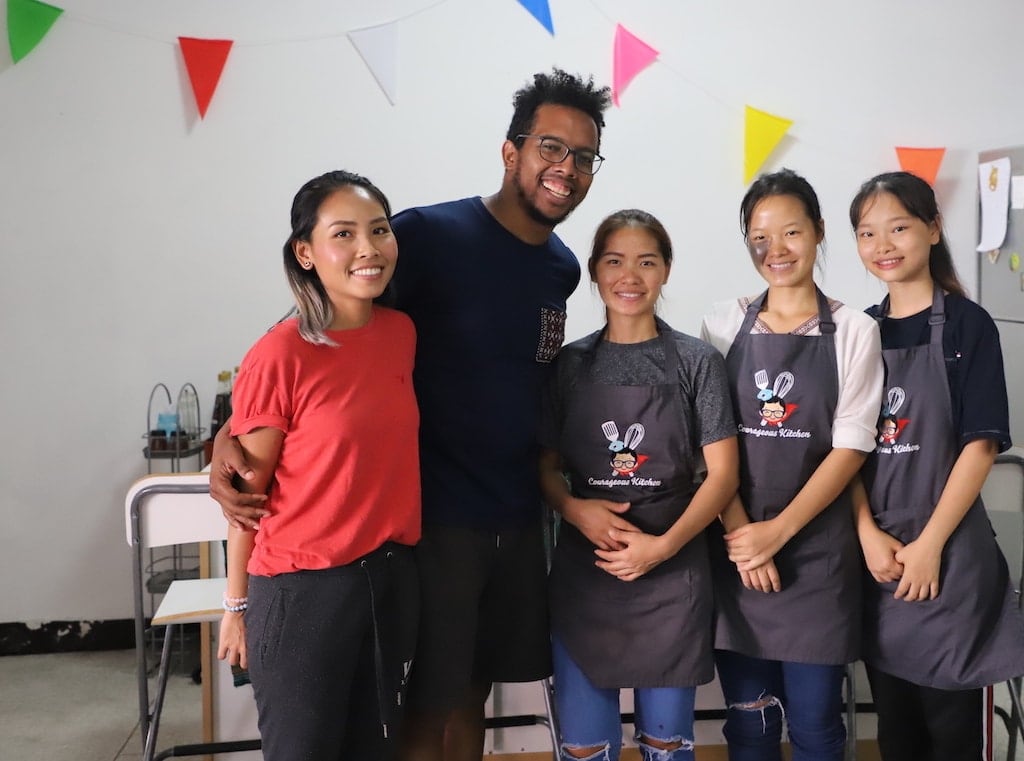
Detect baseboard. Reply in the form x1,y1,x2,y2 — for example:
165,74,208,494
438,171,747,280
0,619,137,655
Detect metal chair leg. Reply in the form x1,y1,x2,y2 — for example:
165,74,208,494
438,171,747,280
143,622,177,761
540,676,560,760
1007,676,1023,761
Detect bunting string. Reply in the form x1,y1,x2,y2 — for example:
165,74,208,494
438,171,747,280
4,0,949,182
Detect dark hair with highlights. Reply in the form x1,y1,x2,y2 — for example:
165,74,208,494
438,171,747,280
506,68,611,151
283,170,393,345
848,171,965,298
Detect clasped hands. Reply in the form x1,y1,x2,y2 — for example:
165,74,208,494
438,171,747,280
562,498,669,582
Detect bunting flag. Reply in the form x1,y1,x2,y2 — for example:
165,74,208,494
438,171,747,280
348,21,399,105
895,146,946,186
744,106,793,184
178,37,233,119
8,0,64,63
516,0,554,35
612,24,658,107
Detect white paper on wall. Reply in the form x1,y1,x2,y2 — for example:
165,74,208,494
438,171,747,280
978,157,1011,251
1011,175,1024,211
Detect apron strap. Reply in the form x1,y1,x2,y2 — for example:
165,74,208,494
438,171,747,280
654,316,681,380
877,288,945,347
816,287,836,335
735,290,768,341
927,287,946,346
580,319,681,379
733,288,835,337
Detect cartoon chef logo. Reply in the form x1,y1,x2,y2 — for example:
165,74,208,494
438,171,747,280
878,387,910,444
601,421,650,476
754,369,798,427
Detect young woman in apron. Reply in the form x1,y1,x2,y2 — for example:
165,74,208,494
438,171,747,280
850,171,1024,760
700,170,884,761
539,209,739,760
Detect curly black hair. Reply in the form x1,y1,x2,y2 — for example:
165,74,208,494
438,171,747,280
505,68,611,150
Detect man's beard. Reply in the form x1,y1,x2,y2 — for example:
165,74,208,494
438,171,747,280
513,171,573,228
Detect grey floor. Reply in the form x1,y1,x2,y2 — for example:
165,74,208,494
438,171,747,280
0,647,201,761
0,646,1019,760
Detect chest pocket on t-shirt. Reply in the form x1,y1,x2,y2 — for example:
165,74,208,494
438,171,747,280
537,307,567,363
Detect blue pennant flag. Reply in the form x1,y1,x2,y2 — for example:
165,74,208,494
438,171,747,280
516,0,554,35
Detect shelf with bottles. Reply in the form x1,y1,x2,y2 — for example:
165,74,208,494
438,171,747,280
142,382,205,471
208,369,234,442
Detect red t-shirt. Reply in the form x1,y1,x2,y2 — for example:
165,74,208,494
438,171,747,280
231,307,420,575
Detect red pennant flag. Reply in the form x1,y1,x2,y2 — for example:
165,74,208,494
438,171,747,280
895,147,945,186
178,37,233,119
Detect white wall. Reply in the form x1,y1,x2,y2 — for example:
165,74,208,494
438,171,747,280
3,0,1024,623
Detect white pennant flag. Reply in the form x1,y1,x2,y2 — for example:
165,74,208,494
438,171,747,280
348,21,399,105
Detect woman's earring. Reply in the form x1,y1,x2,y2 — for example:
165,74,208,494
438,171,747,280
302,261,313,270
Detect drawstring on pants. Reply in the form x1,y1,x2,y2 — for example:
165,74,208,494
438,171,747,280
360,551,394,739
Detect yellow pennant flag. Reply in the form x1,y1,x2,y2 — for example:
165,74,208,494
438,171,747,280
744,106,793,184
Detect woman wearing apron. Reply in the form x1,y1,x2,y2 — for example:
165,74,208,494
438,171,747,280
539,209,739,760
849,171,1024,760
700,170,883,761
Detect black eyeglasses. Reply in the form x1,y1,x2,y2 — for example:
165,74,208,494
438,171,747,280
516,134,604,175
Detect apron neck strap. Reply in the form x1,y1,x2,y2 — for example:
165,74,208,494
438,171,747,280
582,318,679,378
927,288,946,345
815,287,836,335
877,288,945,346
738,288,835,335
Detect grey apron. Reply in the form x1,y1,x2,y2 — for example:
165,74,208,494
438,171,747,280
861,289,1024,689
549,323,714,688
710,288,860,664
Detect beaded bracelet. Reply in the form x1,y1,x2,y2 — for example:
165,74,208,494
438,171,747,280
223,596,248,613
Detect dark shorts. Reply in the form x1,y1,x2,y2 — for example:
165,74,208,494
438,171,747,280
407,520,552,713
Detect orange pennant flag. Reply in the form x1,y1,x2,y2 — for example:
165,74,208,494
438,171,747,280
178,37,233,119
895,147,945,186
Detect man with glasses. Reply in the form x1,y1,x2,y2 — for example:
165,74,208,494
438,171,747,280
392,68,610,761
212,69,610,761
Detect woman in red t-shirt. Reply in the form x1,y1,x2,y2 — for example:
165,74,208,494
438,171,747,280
217,170,420,761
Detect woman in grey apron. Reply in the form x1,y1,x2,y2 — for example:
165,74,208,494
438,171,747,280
540,209,739,761
850,171,1024,760
700,170,883,761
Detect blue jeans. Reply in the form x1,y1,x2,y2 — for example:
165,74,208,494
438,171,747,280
715,649,845,761
553,636,696,761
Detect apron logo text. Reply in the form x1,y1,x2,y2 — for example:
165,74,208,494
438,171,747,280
587,476,664,488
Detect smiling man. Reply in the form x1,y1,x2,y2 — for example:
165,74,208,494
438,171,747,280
390,70,610,761
211,69,610,761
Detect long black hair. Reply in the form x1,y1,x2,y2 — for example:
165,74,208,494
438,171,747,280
849,171,965,298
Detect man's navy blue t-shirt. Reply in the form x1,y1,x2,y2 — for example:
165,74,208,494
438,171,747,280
391,197,581,529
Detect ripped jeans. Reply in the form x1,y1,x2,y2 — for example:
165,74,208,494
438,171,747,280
714,649,846,761
552,636,696,761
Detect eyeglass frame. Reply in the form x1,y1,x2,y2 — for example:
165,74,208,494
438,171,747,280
514,134,605,175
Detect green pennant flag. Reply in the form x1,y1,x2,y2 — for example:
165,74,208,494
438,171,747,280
8,0,64,63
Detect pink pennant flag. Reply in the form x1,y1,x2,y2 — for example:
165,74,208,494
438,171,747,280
612,24,658,107
178,37,233,119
